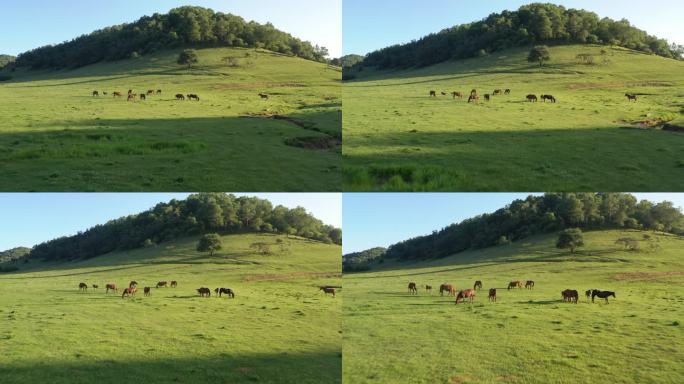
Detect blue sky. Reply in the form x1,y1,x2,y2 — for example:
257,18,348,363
0,193,341,250
343,0,684,55
0,0,341,57
342,193,684,254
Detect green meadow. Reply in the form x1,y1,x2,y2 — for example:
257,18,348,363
343,230,684,384
0,233,341,384
343,45,684,191
0,47,341,191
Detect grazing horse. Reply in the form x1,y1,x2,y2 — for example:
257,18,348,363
541,94,556,103
170,281,177,288
175,94,185,101
592,290,615,304
121,287,137,299
187,94,200,101
468,94,480,103
140,94,146,101
470,89,477,96
484,94,491,101
429,90,437,97
525,280,535,289
79,282,88,292
408,282,418,294
488,288,497,302
452,91,463,99
526,94,538,102
425,284,432,293
625,93,637,102
92,284,99,289
439,283,456,296
455,289,475,304
156,89,162,95
441,91,447,96
504,89,511,95
113,92,123,98
214,288,235,298
320,287,336,298
508,281,523,290
105,283,118,293
562,289,578,303
92,91,99,97
585,290,592,301
197,287,211,297
259,93,269,100
493,89,502,95
144,287,151,297
127,93,136,102
473,281,483,290
103,92,108,95
129,281,138,289
146,90,155,95
156,281,168,288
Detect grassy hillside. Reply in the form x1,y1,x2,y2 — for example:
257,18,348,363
343,45,684,191
0,233,341,384
0,47,341,191
343,230,684,383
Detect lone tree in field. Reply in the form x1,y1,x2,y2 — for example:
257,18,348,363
197,233,222,256
178,49,199,68
528,45,551,67
556,228,584,253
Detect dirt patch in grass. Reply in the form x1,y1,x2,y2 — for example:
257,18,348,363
450,375,476,384
568,81,673,90
611,271,684,281
497,375,520,382
217,82,307,90
284,136,340,150
243,272,341,282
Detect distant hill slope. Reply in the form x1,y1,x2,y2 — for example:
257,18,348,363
0,247,30,263
16,6,329,70
343,247,386,271
353,3,682,70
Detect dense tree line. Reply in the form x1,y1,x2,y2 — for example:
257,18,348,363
381,193,683,262
356,3,681,70
15,6,330,70
340,54,364,68
29,193,341,262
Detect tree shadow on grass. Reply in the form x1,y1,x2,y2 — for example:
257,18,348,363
0,351,341,384
0,112,341,191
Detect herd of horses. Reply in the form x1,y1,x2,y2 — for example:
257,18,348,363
77,280,235,300
92,89,272,102
430,88,640,104
407,280,617,305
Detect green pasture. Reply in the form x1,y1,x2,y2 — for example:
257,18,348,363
343,230,684,383
343,45,684,191
0,48,341,191
0,233,341,384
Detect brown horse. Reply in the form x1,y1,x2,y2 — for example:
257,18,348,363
129,281,138,289
504,89,511,95
408,282,418,294
144,287,151,297
562,289,578,303
541,94,556,103
468,94,480,103
79,282,88,291
493,89,502,95
258,93,269,100
452,91,463,99
92,91,99,97
625,93,637,102
455,289,475,304
170,281,178,288
484,94,490,101
187,94,200,101
197,287,211,297
106,283,118,293
488,288,497,302
526,94,538,102
113,92,123,97
156,89,162,95
175,94,185,101
156,281,168,288
429,90,436,97
470,89,477,96
320,287,336,298
214,288,235,298
425,284,432,293
439,283,456,296
473,281,483,290
508,281,523,290
122,287,137,299
525,280,535,289
127,93,136,102
147,90,155,95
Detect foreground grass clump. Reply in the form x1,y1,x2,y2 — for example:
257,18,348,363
0,47,341,191
343,230,684,383
0,233,341,384
343,45,684,191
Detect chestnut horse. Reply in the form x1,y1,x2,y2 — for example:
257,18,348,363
408,282,418,294
121,287,137,299
468,94,480,103
455,289,475,304
156,281,168,288
439,283,456,296
106,283,118,293
488,288,497,302
508,281,523,290
452,91,463,99
79,282,88,292
473,281,483,290
525,280,535,289
320,287,336,298
562,289,578,303
170,281,178,288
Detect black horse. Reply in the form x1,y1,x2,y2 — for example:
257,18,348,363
591,290,616,303
214,287,235,298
